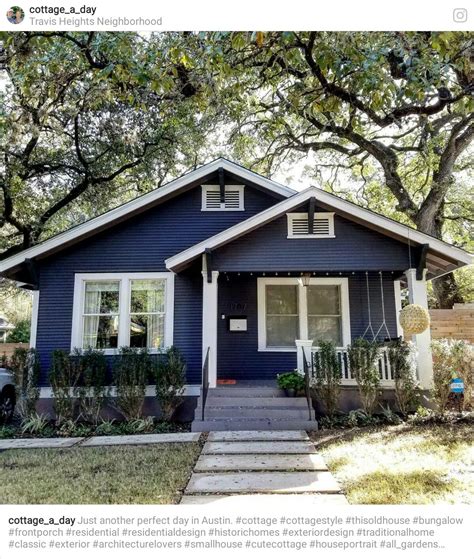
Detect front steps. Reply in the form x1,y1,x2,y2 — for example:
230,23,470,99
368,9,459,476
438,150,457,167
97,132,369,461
191,386,318,431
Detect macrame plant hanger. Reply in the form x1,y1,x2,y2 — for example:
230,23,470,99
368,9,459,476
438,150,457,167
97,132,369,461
374,271,391,341
361,271,376,340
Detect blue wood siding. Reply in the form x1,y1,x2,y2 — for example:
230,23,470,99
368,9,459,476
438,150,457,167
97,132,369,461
217,273,399,380
212,209,411,272
35,184,278,384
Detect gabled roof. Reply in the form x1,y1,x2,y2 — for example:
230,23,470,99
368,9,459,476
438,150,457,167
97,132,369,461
0,158,295,276
165,186,472,279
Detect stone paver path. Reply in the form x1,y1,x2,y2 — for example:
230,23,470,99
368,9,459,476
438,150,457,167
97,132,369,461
0,432,201,450
181,430,347,504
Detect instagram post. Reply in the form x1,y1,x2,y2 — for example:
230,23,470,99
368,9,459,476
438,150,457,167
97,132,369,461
0,2,472,557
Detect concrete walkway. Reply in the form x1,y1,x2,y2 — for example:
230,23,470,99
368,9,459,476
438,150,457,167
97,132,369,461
180,431,347,504
0,432,201,450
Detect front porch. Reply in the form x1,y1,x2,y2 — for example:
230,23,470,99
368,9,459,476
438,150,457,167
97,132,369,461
200,267,433,390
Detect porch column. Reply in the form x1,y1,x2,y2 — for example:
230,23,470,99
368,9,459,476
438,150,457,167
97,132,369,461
405,268,433,390
29,290,40,348
202,270,219,388
296,339,313,374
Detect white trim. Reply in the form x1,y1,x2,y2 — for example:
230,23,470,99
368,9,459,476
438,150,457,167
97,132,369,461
405,268,433,389
201,184,245,211
287,212,335,239
393,280,403,338
166,186,472,272
71,272,174,354
0,159,295,274
257,277,351,352
202,271,219,388
29,290,39,349
39,384,200,399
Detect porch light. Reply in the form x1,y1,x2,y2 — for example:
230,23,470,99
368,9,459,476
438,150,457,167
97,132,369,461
300,272,312,288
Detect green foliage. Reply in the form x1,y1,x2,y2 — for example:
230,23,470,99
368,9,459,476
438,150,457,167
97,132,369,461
0,425,16,438
155,346,186,421
347,338,381,415
21,413,52,436
388,340,420,415
49,350,82,423
112,347,151,420
312,341,341,417
9,348,40,418
6,319,30,343
431,339,473,411
276,371,305,391
72,348,108,425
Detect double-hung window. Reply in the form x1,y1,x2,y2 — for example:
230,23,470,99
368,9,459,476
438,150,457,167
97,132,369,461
258,278,350,350
72,273,174,353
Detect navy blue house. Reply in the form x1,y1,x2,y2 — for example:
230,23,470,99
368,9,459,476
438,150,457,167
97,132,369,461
0,159,471,425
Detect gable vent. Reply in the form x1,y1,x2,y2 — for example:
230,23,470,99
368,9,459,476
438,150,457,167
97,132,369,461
287,212,335,238
202,185,244,211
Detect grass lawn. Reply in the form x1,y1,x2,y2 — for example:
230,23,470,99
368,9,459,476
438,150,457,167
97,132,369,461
0,443,201,504
311,423,474,505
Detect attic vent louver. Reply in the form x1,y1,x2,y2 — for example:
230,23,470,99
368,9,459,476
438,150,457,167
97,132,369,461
287,212,335,238
202,185,245,211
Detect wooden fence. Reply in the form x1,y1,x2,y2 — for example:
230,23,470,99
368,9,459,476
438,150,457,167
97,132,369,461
0,342,28,359
430,304,474,343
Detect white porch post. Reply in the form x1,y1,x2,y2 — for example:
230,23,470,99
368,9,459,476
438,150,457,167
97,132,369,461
405,268,433,389
202,270,219,388
29,290,40,349
296,339,313,373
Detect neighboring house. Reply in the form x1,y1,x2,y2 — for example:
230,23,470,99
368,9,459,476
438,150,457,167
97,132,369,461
0,314,14,343
0,159,471,428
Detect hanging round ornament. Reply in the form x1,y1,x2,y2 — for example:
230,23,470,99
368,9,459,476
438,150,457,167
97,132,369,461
399,304,430,336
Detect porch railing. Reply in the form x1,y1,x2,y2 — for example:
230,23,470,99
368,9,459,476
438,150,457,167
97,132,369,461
201,347,210,421
302,350,314,421
310,346,394,384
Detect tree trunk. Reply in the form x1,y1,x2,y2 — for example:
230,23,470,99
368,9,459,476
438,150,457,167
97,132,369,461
415,201,464,309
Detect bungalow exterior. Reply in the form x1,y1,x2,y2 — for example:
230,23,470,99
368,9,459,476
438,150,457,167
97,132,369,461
0,159,471,429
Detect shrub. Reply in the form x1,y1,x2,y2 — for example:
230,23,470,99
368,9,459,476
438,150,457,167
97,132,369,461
9,348,40,418
155,346,186,420
277,371,305,391
73,348,108,425
347,338,380,415
49,349,82,423
7,319,30,343
388,339,420,415
312,340,341,417
21,413,52,436
112,347,150,420
0,425,16,438
431,339,473,412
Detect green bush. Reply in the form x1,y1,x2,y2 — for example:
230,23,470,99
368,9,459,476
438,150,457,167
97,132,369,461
112,347,151,420
9,348,40,418
312,340,341,417
73,348,108,425
155,346,186,420
388,339,420,415
277,371,305,391
49,350,82,423
7,319,30,343
20,413,53,436
347,338,380,415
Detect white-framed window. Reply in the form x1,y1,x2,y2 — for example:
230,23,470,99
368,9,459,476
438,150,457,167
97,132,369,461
257,277,351,351
287,212,335,238
71,272,174,354
201,184,245,211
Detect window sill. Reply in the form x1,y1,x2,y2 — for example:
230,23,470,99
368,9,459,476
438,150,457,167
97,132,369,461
258,347,297,353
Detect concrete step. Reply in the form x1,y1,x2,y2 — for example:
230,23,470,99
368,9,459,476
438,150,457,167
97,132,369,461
180,494,348,505
201,407,313,420
197,396,310,408
208,387,285,397
202,441,317,455
195,453,328,472
184,471,341,494
207,431,309,442
191,418,318,432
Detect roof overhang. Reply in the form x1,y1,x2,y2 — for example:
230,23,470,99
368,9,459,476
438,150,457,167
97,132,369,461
165,187,472,280
0,158,296,279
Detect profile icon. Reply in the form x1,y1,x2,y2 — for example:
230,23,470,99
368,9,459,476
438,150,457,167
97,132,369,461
6,6,25,24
